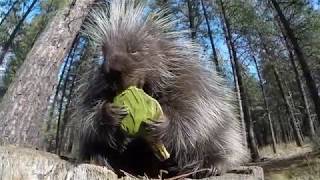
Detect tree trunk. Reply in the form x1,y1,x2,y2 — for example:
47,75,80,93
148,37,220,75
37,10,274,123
247,94,260,162
220,15,247,148
0,0,95,149
251,50,277,153
218,0,259,161
270,0,320,125
200,0,220,72
0,0,38,64
272,66,303,147
0,0,19,27
276,107,288,144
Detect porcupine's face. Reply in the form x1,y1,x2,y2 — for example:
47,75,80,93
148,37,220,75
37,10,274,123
85,0,170,89
102,39,141,74
102,33,162,89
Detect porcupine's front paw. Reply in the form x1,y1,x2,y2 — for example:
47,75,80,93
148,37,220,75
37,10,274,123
142,115,169,155
102,102,128,126
190,165,224,178
143,115,167,139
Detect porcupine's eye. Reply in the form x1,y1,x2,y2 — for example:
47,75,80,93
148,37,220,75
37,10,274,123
127,45,143,62
127,45,137,54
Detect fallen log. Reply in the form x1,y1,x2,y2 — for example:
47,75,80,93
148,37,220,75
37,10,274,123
0,146,264,180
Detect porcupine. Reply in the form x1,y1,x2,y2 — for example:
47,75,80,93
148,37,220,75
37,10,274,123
74,0,247,177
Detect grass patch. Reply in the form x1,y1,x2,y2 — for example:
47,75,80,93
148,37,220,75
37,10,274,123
264,157,320,180
259,141,320,180
260,142,313,159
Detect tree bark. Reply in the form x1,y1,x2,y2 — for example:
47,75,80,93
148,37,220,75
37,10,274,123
272,65,303,147
200,0,220,72
0,0,95,149
270,0,320,126
0,0,38,64
218,0,259,161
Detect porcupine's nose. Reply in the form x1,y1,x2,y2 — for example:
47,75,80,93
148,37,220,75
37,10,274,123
107,53,130,73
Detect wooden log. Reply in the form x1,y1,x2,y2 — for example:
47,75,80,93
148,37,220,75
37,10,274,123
0,146,264,180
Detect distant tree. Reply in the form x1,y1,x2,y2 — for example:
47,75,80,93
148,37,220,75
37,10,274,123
0,0,38,64
3,0,68,90
280,26,316,138
200,0,220,72
186,0,201,39
218,3,247,147
272,64,303,146
0,0,19,27
250,44,277,153
270,0,320,126
55,36,80,154
217,0,260,161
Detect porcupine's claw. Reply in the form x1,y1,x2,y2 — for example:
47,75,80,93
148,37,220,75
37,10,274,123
109,104,128,119
141,117,171,161
117,137,132,153
103,102,128,126
205,166,222,177
142,120,162,137
191,166,222,178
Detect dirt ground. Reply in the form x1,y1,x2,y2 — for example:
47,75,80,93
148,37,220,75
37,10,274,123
249,143,320,180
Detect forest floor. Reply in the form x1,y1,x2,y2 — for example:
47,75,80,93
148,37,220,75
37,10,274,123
249,142,320,180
